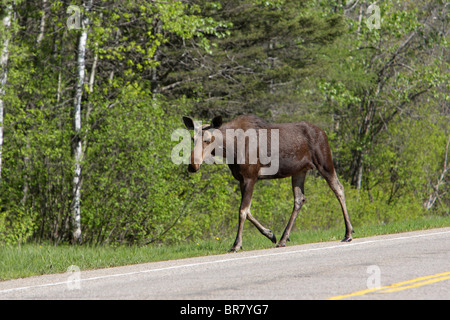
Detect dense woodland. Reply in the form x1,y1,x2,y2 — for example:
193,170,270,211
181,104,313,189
0,0,448,245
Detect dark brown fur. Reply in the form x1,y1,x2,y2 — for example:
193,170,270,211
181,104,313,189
183,115,354,252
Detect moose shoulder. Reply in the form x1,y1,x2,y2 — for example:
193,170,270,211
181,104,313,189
183,114,354,252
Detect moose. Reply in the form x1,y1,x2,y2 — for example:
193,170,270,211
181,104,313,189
183,114,354,252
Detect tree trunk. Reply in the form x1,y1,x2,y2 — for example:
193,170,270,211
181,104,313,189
36,0,47,45
72,0,93,244
424,136,450,210
351,151,364,190
0,3,12,184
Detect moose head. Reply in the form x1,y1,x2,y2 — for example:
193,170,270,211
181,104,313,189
182,116,223,173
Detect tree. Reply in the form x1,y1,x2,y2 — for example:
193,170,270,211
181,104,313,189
319,0,449,190
0,1,12,183
424,135,450,211
158,0,346,119
71,0,93,243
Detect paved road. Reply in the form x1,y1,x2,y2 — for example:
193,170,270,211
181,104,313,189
0,228,449,300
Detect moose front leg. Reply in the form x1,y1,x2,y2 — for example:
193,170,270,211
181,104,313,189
277,172,306,248
230,179,256,252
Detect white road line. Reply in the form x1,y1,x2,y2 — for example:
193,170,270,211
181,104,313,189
1,229,449,295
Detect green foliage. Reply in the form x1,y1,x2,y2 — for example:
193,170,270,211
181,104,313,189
0,207,36,245
0,0,448,247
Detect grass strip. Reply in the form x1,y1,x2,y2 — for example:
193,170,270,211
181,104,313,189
1,215,449,281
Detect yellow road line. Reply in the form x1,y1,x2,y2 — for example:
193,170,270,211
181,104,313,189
327,271,450,300
380,275,450,294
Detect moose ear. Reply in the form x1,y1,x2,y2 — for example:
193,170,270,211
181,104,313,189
211,116,222,128
183,116,195,130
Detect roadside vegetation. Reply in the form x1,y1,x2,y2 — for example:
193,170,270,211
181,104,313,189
1,215,449,281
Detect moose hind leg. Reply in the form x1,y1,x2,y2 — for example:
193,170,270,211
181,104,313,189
277,172,306,248
334,179,354,242
247,211,277,244
321,169,354,242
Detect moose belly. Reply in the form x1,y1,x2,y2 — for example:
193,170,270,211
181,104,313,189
258,155,314,180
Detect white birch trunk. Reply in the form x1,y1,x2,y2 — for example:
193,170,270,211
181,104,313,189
0,4,13,183
424,136,450,210
36,0,47,45
72,0,93,243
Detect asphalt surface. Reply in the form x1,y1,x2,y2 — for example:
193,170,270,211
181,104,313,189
0,227,449,300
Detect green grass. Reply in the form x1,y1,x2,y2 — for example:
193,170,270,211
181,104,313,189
1,215,449,281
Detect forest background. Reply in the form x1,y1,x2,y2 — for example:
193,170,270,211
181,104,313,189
0,0,448,246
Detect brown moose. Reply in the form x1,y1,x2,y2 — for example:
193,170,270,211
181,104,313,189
183,114,354,252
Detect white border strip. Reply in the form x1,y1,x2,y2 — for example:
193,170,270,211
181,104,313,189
1,229,449,295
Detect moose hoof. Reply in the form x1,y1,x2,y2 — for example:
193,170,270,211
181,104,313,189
275,242,286,248
268,231,277,244
229,246,242,253
341,236,353,242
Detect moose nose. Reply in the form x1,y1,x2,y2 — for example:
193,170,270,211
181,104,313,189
188,164,200,173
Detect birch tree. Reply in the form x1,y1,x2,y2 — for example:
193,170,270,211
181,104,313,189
424,136,450,211
72,0,93,243
0,2,12,183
